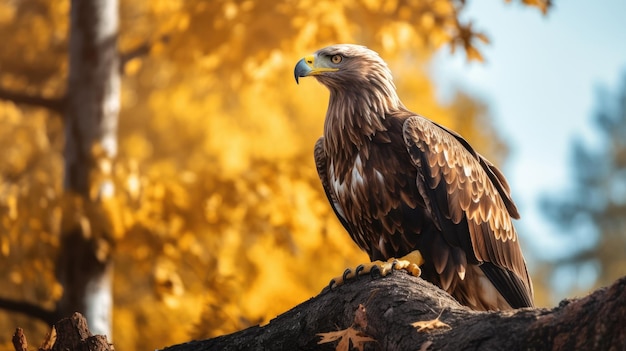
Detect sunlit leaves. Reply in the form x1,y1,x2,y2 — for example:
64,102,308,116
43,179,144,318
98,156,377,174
0,1,67,88
0,106,61,341
505,0,552,15
0,0,548,349
0,2,16,26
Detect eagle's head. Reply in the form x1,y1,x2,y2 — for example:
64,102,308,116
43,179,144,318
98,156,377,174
295,45,403,148
294,44,396,95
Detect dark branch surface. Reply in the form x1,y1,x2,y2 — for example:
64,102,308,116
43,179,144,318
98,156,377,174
0,297,58,325
11,328,28,351
46,313,112,351
161,272,626,351
8,275,625,350
10,313,112,351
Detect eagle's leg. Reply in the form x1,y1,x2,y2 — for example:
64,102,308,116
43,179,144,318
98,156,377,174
328,250,424,290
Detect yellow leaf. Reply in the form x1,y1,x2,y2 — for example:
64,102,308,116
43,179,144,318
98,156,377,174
317,326,375,351
475,32,491,45
9,271,22,284
522,0,550,14
465,45,484,62
411,310,451,333
412,318,450,332
124,57,143,76
0,237,9,256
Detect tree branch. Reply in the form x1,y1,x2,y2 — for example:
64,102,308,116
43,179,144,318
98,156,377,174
0,34,170,112
0,87,66,113
119,34,170,72
160,273,626,351
6,274,625,350
0,297,57,326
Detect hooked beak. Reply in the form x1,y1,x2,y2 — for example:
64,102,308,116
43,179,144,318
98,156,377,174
294,54,338,84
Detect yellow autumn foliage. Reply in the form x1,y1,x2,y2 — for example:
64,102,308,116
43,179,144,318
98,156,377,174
0,0,549,350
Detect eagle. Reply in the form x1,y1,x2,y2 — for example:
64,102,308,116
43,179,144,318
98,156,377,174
294,44,533,311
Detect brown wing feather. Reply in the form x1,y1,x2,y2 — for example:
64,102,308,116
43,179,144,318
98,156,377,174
402,115,533,304
314,137,352,234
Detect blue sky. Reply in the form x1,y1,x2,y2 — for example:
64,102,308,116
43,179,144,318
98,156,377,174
431,1,626,297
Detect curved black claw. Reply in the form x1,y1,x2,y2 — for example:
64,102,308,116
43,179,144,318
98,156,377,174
355,264,365,276
370,264,382,279
342,268,353,282
328,279,338,291
390,259,399,272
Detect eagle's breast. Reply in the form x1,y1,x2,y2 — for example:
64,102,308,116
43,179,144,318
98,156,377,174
327,138,423,259
328,152,378,251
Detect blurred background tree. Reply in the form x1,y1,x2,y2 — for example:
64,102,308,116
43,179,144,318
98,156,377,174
540,75,626,300
0,0,549,349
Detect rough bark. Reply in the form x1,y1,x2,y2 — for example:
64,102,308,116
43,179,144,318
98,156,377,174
11,328,28,351
64,0,120,194
9,274,625,350
11,313,113,351
51,313,112,351
160,272,626,351
57,0,120,337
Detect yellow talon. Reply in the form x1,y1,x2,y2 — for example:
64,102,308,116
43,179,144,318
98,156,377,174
328,250,424,289
394,250,425,276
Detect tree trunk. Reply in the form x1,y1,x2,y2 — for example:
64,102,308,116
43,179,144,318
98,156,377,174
57,0,120,337
159,273,626,351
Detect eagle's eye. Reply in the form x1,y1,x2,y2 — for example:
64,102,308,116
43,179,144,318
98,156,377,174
331,55,343,64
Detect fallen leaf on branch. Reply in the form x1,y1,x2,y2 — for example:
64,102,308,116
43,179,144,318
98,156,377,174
317,326,375,351
412,309,451,333
412,318,451,332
